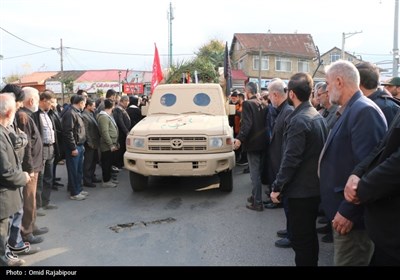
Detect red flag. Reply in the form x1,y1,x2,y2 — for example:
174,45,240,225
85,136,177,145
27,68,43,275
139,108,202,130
151,43,163,94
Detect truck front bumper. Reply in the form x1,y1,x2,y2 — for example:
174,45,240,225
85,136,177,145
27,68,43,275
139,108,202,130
124,152,235,176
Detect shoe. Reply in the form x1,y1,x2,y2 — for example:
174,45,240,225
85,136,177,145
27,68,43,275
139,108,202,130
33,227,49,236
316,224,331,234
23,234,44,244
318,216,329,224
0,251,25,266
243,167,250,174
246,203,264,212
92,178,102,183
43,203,58,210
36,210,46,217
7,241,30,253
80,191,89,196
236,161,248,166
8,242,40,255
247,196,254,203
264,202,283,209
111,166,120,173
70,193,86,201
83,183,96,188
14,246,40,255
111,180,119,185
102,181,117,188
55,177,61,181
262,198,272,205
275,238,292,248
276,229,288,238
54,182,64,187
321,232,333,243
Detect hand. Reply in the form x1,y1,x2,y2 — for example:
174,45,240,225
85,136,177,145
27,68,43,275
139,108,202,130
71,149,79,157
24,172,31,183
344,175,360,204
111,146,118,152
332,212,353,235
233,139,241,150
270,191,281,204
29,172,34,178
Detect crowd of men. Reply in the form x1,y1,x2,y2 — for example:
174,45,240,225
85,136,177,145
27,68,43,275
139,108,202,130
0,86,143,266
229,60,400,266
1,60,399,266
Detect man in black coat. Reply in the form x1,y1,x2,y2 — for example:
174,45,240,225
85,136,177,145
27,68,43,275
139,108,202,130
234,82,267,211
345,110,400,266
270,73,328,266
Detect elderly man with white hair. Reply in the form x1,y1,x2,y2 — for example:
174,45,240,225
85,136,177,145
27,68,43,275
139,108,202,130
0,93,31,266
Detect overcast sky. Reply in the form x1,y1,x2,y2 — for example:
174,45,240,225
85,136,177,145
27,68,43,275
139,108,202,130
0,0,397,78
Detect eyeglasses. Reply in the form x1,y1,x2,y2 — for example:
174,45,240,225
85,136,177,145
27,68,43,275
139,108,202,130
317,91,328,97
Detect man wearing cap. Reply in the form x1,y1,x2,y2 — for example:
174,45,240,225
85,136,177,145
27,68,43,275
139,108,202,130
381,77,400,100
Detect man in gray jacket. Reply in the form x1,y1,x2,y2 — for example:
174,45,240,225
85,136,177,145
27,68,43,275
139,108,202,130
0,94,31,266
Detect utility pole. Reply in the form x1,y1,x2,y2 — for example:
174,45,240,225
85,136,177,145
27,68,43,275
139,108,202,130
60,38,64,104
341,31,362,59
167,2,174,68
258,47,262,91
393,0,399,76
118,70,122,94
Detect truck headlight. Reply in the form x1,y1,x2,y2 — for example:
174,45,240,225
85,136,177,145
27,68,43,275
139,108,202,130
209,137,223,148
133,138,145,148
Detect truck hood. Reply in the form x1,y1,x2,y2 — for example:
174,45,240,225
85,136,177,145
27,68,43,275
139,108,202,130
131,115,226,135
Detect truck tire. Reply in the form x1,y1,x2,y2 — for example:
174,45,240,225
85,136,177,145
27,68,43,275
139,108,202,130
129,171,148,192
218,170,233,192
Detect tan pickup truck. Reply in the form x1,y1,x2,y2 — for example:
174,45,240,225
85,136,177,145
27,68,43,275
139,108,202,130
124,83,235,192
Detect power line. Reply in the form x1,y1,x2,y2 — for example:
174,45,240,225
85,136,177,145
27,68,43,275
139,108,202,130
3,50,53,60
67,47,193,57
1,27,195,59
0,26,51,50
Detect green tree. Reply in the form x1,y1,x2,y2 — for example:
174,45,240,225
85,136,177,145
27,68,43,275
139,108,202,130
196,39,225,69
166,39,224,84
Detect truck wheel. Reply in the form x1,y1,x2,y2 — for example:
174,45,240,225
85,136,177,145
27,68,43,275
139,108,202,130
129,171,148,192
218,170,233,192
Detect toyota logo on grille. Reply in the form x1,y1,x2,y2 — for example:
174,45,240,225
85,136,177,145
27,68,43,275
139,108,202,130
171,139,183,149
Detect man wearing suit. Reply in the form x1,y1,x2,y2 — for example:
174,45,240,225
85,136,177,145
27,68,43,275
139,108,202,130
344,110,400,265
0,93,31,266
319,60,387,266
270,73,328,266
234,82,267,211
82,99,101,188
265,78,294,248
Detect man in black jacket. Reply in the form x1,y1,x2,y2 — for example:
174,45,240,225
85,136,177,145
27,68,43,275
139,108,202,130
234,82,267,211
344,110,400,266
270,73,328,266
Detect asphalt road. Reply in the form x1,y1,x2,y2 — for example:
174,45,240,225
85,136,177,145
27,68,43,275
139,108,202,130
19,164,333,267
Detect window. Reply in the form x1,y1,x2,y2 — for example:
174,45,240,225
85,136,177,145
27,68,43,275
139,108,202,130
330,53,340,63
298,59,310,73
160,93,176,107
238,59,244,70
253,55,269,71
276,57,292,72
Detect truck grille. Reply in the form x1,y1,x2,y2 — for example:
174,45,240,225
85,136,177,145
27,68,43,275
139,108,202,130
148,136,207,151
